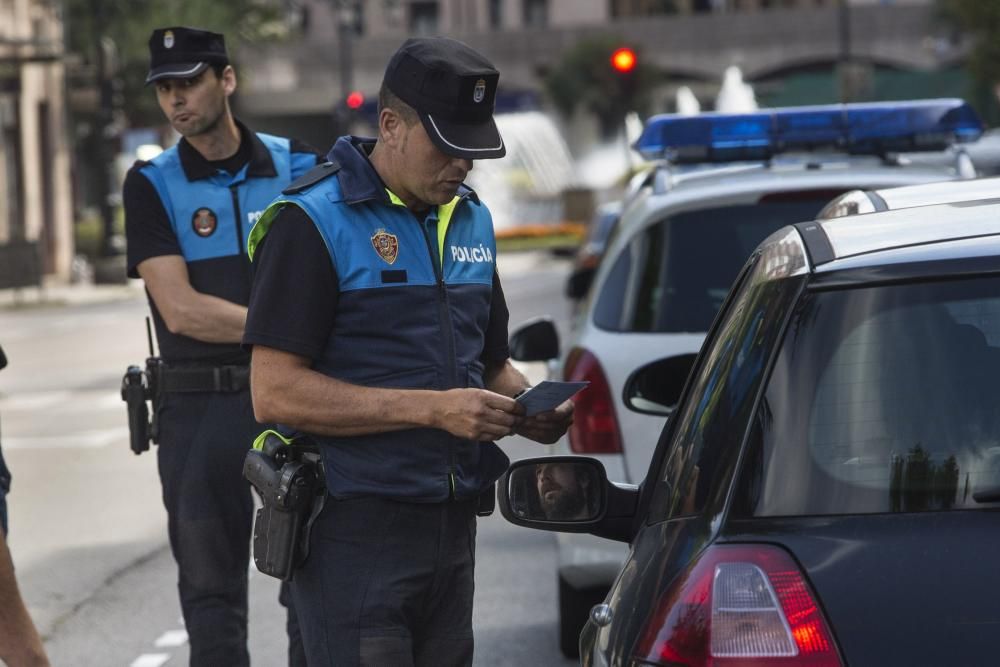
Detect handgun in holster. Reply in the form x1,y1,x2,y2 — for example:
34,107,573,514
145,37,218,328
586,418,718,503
243,430,326,581
121,356,163,455
121,319,162,455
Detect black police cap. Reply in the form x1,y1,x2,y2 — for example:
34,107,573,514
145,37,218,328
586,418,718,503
146,27,228,85
384,37,506,160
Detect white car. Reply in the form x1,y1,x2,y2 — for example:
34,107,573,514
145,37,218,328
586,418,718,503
509,99,987,657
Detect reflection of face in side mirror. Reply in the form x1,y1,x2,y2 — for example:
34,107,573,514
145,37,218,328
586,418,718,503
508,460,601,523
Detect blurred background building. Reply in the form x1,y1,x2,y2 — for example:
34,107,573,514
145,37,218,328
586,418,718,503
0,0,73,284
2,0,995,282
236,0,966,152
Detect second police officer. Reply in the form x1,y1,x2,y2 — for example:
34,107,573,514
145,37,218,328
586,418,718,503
244,36,575,665
122,27,320,666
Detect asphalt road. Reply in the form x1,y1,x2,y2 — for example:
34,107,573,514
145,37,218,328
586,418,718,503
0,250,583,666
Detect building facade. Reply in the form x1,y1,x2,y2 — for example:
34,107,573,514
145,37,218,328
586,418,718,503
0,0,73,282
235,0,949,155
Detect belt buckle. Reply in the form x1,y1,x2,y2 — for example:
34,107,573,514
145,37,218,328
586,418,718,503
213,366,232,392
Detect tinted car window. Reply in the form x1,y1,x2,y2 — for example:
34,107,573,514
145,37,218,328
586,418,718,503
592,245,632,329
647,230,806,522
598,201,825,334
588,207,621,251
741,275,1000,517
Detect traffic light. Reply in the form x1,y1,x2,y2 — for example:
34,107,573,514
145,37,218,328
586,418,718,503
345,90,365,110
611,47,636,74
610,47,638,112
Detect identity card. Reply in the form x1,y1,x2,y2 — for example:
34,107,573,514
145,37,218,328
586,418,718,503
515,381,589,417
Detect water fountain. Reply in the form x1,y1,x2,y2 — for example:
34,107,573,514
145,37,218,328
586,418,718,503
675,86,701,115
715,65,757,113
465,111,577,234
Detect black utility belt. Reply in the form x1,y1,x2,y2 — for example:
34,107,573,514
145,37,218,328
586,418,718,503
160,364,250,393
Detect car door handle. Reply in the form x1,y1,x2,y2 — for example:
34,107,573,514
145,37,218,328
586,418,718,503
590,603,613,627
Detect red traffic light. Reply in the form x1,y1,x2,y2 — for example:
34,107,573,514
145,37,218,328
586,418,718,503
611,47,636,74
346,91,365,110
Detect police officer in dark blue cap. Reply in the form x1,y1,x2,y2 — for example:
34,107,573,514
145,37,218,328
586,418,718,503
243,36,575,665
122,26,320,666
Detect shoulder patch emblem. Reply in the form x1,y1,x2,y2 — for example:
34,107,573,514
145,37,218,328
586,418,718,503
371,229,399,265
192,207,218,237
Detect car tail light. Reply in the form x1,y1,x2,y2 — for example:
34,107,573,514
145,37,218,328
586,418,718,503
563,347,623,454
633,544,842,666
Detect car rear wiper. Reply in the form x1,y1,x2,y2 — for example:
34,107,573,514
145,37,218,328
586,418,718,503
972,487,1000,503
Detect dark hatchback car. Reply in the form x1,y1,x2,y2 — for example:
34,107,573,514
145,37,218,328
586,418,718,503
502,198,1000,665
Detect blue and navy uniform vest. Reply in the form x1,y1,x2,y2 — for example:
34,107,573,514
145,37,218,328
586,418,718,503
139,130,315,364
249,136,510,502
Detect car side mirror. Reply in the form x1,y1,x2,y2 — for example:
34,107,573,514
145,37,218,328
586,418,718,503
505,457,605,524
509,317,560,362
565,266,596,300
0,344,6,372
622,354,697,416
498,456,639,543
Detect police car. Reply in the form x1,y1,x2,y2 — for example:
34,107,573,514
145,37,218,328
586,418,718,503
509,99,986,657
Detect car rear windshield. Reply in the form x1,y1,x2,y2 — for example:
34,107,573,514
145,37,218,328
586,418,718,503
739,274,1000,517
594,199,828,334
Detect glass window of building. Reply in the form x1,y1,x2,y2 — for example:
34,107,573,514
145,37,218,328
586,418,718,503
523,0,548,27
489,0,503,28
409,1,439,34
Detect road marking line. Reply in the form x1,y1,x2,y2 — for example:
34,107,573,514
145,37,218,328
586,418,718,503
0,390,71,411
1,427,128,450
154,629,188,647
98,392,125,409
130,654,170,667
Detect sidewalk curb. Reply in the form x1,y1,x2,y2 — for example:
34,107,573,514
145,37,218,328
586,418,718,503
0,280,146,311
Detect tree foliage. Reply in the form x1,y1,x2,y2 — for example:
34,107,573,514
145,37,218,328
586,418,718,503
544,35,658,138
937,0,1000,125
63,0,290,127
939,0,1000,86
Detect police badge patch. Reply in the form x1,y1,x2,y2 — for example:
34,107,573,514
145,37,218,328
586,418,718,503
473,78,486,104
192,208,218,237
371,229,399,265
164,30,175,49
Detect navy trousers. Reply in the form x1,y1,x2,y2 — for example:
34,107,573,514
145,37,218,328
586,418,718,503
291,496,478,667
157,388,304,666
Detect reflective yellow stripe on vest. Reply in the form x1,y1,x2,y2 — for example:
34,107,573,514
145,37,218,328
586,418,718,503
252,428,297,451
386,189,459,271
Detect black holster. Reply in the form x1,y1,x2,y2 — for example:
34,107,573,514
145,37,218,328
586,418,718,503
121,357,162,455
244,434,325,581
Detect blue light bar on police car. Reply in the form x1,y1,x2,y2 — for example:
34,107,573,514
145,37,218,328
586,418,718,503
634,99,984,163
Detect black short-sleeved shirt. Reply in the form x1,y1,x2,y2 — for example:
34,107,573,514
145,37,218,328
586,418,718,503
124,132,320,278
244,205,512,365
123,122,320,364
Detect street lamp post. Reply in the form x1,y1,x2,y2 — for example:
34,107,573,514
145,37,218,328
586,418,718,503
333,0,358,136
96,33,119,257
837,0,854,103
